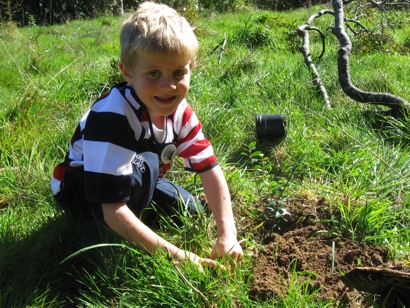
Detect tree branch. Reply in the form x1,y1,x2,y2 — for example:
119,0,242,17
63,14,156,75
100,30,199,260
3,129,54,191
297,0,410,113
210,33,227,63
297,9,334,108
331,0,410,112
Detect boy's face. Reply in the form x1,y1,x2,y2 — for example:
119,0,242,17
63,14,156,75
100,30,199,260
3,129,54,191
120,53,192,122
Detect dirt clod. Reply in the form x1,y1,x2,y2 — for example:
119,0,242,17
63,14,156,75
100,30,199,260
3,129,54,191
239,198,410,306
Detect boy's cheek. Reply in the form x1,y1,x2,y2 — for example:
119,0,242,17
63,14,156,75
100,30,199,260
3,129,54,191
137,79,156,91
180,79,190,90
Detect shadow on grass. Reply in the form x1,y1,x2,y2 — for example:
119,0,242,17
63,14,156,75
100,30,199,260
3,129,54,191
363,109,410,148
0,209,119,307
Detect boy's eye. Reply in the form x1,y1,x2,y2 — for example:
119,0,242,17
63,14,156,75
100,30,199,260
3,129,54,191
148,71,160,78
173,70,186,78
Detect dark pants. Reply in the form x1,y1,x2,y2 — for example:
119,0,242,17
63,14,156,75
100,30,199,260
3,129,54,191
55,151,201,225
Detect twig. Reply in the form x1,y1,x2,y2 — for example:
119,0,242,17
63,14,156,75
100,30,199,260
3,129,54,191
297,0,410,112
218,33,227,63
164,246,211,307
210,36,224,53
210,33,227,63
304,26,326,60
47,54,84,86
173,262,211,307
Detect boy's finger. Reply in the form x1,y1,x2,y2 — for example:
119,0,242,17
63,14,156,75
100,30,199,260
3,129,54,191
238,256,242,268
199,257,216,267
209,246,218,260
200,257,228,272
200,257,223,268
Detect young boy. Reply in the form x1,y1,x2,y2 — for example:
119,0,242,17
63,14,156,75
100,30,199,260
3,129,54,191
51,2,243,268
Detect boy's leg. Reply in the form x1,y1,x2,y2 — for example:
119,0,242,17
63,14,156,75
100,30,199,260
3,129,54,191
127,151,203,225
54,167,102,219
152,179,203,215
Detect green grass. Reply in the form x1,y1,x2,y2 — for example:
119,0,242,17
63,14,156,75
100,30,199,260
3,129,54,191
1,4,410,307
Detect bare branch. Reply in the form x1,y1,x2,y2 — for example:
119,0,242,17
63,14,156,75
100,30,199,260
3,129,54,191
305,26,326,60
353,3,372,19
210,32,227,62
297,0,410,113
297,9,334,108
219,32,227,63
331,0,410,112
345,18,380,41
369,0,410,7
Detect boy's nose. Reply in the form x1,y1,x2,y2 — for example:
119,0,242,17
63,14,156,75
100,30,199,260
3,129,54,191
159,76,177,89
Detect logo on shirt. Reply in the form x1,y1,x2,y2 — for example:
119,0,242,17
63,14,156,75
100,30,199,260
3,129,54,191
160,144,176,164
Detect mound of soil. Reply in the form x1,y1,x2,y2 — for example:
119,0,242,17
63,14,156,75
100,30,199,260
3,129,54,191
237,197,410,306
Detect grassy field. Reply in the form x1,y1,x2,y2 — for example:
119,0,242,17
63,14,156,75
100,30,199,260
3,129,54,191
1,3,410,307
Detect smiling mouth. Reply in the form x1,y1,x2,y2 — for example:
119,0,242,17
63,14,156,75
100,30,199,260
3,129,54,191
155,96,176,103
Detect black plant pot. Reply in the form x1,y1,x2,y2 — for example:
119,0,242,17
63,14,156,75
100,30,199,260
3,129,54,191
255,114,287,141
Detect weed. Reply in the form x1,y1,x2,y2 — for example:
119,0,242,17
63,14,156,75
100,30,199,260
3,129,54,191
106,58,124,85
231,17,275,49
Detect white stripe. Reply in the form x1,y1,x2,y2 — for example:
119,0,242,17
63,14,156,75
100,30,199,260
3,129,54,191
93,89,144,141
92,88,128,115
80,110,90,124
172,99,187,131
179,113,199,138
181,145,214,168
51,176,61,195
173,100,201,140
68,140,83,161
175,127,206,156
124,87,143,111
83,140,134,176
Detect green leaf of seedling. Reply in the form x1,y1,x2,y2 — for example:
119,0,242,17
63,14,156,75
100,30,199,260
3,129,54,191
251,151,262,157
267,200,277,207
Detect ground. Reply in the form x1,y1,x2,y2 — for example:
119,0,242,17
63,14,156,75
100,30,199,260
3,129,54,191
235,196,410,306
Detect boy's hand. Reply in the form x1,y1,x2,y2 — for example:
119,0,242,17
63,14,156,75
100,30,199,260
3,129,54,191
210,235,243,270
171,249,225,271
185,251,219,269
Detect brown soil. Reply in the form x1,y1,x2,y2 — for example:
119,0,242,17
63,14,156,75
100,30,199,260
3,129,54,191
236,197,410,306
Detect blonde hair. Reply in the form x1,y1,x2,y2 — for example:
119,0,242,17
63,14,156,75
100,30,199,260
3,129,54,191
120,2,198,70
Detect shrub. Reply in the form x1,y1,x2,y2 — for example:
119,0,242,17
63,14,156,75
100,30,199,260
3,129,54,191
231,17,275,49
2,0,138,26
254,0,328,11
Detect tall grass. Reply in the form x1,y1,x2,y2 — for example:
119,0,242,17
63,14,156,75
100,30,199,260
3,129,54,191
1,4,410,307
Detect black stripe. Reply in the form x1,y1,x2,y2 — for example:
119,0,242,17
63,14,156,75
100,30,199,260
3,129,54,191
71,123,83,145
84,171,132,203
84,111,137,151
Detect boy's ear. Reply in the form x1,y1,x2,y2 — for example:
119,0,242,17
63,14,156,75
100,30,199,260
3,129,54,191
119,62,133,84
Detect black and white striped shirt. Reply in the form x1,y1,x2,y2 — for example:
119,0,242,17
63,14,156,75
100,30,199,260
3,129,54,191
51,82,217,204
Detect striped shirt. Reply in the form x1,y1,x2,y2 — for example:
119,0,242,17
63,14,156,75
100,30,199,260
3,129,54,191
51,82,217,204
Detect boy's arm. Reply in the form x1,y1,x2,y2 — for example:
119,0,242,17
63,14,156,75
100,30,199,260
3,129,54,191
102,202,217,267
199,165,243,262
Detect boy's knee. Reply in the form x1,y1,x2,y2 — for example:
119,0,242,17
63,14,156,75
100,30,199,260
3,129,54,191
154,180,203,213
